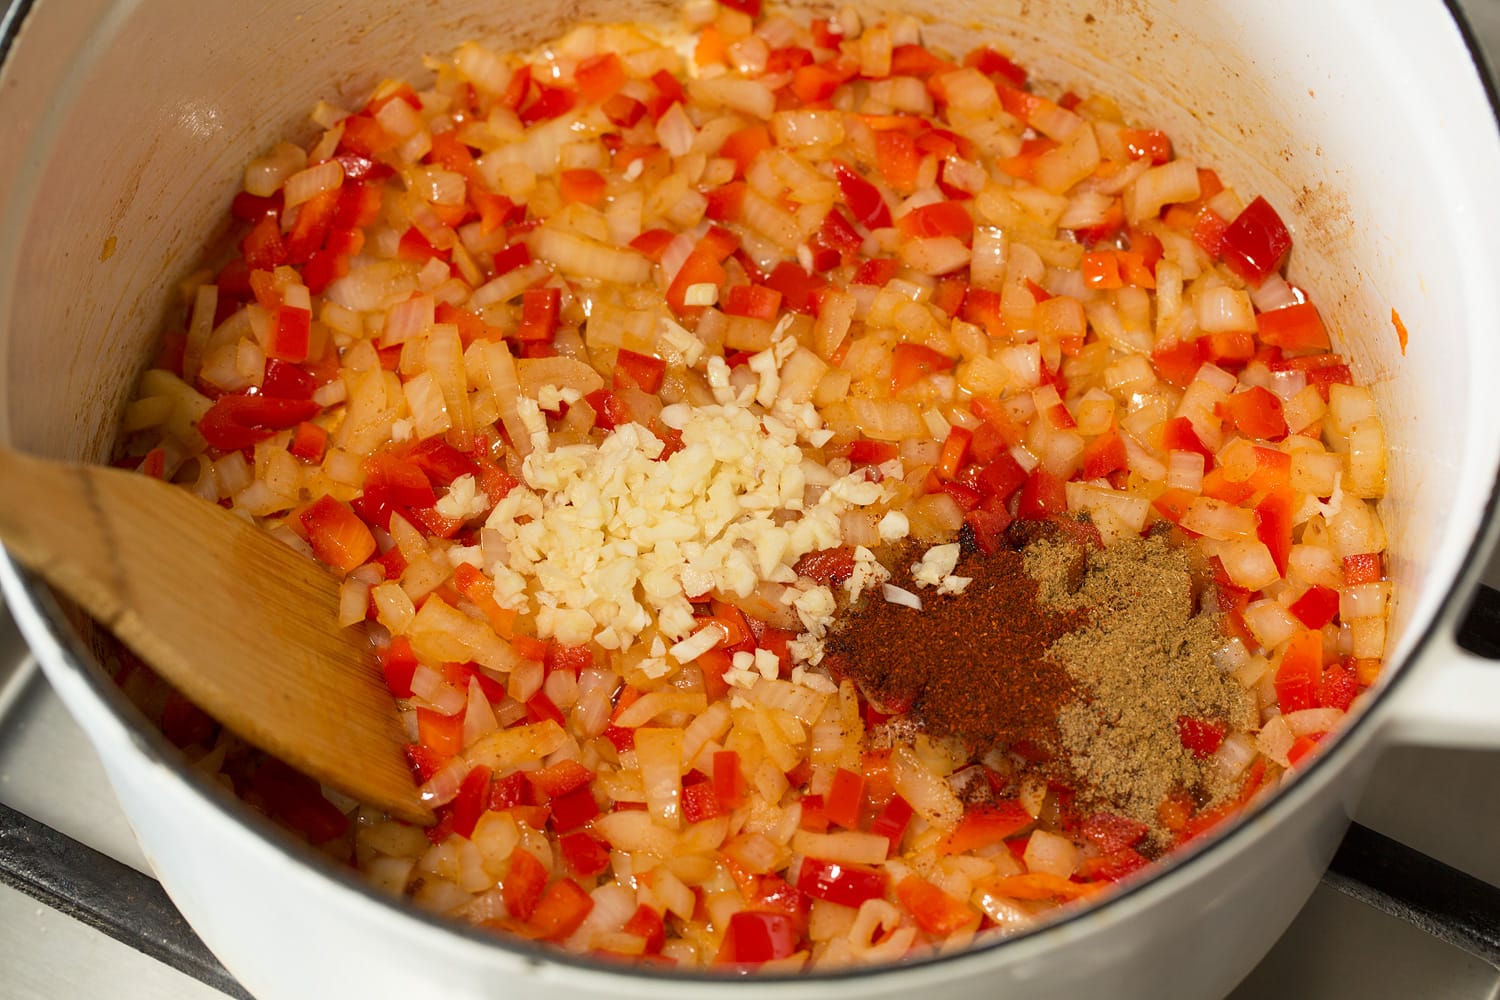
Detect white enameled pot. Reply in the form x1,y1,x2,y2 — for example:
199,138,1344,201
3,1,1500,997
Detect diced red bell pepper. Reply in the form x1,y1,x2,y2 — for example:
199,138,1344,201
895,875,976,937
584,389,633,431
832,161,893,229
963,507,1013,555
1219,196,1293,286
1177,716,1226,759
1343,552,1383,585
574,52,627,104
516,287,561,342
559,168,607,207
288,421,328,463
623,904,666,954
896,200,974,243
715,911,800,965
1289,584,1341,630
963,46,1028,89
1275,629,1325,714
1120,128,1172,164
1255,488,1295,577
1016,468,1067,520
378,637,419,697
489,772,530,811
939,800,1033,854
198,394,321,452
974,451,1028,501
798,793,830,833
504,848,549,921
1226,386,1288,441
1286,733,1326,767
718,123,772,178
681,778,723,824
714,750,747,809
822,768,865,831
1151,339,1203,389
1080,812,1148,853
613,349,666,394
559,832,612,878
934,426,972,482
1320,659,1360,712
1257,301,1330,354
792,546,857,586
847,439,899,465
451,765,494,839
795,857,889,908
548,785,600,832
1078,847,1151,883
301,494,377,574
869,794,914,848
416,707,466,764
1161,416,1215,466
525,759,593,800
1080,428,1127,480
526,690,567,727
529,877,594,941
520,83,578,127
666,248,727,314
764,261,825,315
722,283,783,319
890,342,956,393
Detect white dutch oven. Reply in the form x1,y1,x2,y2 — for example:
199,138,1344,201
2,0,1500,997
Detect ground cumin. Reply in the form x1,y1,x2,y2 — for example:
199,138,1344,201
1027,534,1257,849
826,544,1082,755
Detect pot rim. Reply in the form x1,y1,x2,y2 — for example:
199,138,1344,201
3,0,1499,987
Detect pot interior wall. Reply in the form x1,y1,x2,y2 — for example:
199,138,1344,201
1,0,1497,913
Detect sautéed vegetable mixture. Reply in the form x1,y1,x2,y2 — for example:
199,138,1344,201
117,0,1392,970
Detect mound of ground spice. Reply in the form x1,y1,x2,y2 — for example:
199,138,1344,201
826,544,1083,754
1026,535,1257,849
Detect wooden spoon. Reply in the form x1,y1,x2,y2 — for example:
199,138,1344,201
0,446,433,825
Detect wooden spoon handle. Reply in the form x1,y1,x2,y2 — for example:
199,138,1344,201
0,448,431,824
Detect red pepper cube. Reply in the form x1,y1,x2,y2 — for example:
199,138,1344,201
558,832,612,878
548,785,601,832
890,342,956,394
868,794,914,848
795,857,889,908
895,875,977,937
938,800,1033,855
450,765,494,839
713,750,747,809
623,904,666,954
502,847,549,922
722,283,783,320
301,494,377,575
378,636,420,698
681,778,723,824
1289,584,1341,630
823,768,865,830
1274,629,1325,714
516,287,561,342
525,759,593,800
832,160,893,230
613,349,667,394
529,877,595,941
715,911,800,966
1219,196,1293,286
1176,716,1226,759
